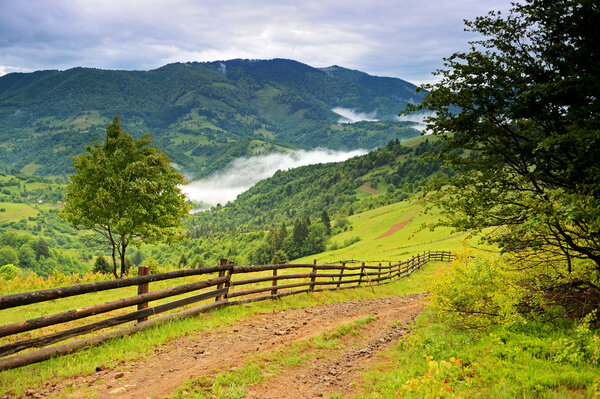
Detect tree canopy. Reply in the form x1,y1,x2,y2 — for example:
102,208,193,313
61,116,191,277
411,0,600,274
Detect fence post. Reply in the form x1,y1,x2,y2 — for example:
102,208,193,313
388,262,392,281
224,261,234,300
310,259,317,291
216,258,227,302
137,265,150,323
337,262,345,288
377,263,382,283
271,258,279,295
358,262,365,285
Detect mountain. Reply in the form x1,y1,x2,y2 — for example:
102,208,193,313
0,59,424,177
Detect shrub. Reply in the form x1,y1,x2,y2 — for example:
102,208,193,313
428,254,537,328
0,264,20,280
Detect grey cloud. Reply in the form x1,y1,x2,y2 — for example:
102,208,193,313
0,0,513,83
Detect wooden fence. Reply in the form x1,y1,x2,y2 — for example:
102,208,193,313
0,250,453,371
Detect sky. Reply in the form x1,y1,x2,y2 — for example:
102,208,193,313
0,0,512,85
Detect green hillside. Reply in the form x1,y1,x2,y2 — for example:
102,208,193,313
0,59,424,177
189,136,446,232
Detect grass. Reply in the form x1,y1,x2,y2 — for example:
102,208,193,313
0,202,39,222
296,197,492,264
354,311,600,398
0,195,473,396
0,259,445,396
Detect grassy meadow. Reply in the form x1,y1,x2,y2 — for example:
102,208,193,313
1,185,597,398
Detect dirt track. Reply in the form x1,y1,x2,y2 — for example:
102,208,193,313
19,294,426,398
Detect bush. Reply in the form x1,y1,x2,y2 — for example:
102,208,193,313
0,264,20,280
428,254,536,328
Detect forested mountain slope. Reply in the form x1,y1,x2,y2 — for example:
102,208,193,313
0,59,423,177
189,136,447,234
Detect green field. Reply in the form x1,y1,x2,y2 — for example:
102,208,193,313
296,197,487,265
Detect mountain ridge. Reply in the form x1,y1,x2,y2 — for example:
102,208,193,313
0,59,424,177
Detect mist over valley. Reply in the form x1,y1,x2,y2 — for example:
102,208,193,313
182,148,367,210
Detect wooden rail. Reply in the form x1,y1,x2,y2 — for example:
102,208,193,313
0,250,453,371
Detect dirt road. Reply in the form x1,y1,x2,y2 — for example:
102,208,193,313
25,294,425,398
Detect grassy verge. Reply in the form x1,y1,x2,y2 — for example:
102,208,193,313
353,253,600,398
0,261,445,396
355,310,600,398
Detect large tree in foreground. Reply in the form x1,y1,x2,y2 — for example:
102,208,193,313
62,116,191,277
410,0,600,274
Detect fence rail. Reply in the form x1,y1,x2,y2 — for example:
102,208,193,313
0,250,453,371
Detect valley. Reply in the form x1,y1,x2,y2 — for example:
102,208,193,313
1,3,599,391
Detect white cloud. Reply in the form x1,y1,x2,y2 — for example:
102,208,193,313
182,148,366,209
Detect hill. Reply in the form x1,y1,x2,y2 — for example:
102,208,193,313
0,59,424,177
188,136,447,234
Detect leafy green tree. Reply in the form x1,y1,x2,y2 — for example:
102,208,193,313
61,116,191,278
409,0,600,274
0,264,20,280
0,246,18,267
302,223,327,256
131,250,144,266
33,238,50,260
18,244,37,270
292,218,309,245
321,210,331,235
249,241,272,265
273,249,288,264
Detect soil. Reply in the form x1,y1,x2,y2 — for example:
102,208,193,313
375,220,410,239
16,294,426,399
359,182,379,195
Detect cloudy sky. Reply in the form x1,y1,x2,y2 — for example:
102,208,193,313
0,0,512,84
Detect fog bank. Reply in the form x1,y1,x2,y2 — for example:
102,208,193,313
183,149,367,210
332,107,378,123
396,111,435,131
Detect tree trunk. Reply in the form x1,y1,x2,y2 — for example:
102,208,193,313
120,240,128,278
111,243,118,279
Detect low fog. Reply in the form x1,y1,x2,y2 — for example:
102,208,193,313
396,111,435,131
332,107,378,123
331,107,434,133
183,149,367,210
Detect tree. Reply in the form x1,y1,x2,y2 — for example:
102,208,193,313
0,264,20,280
321,210,331,235
33,238,50,260
178,253,188,268
0,246,18,267
93,256,112,274
132,250,144,266
18,244,37,270
61,116,191,278
409,1,600,274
